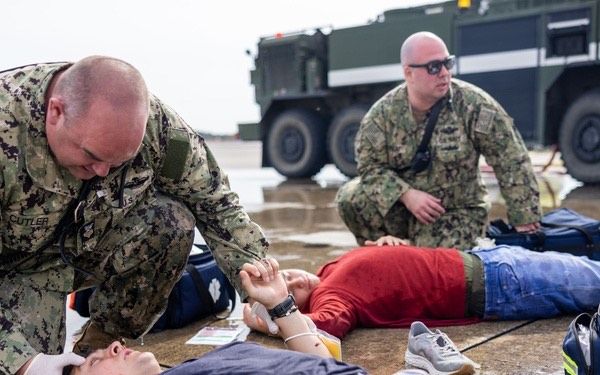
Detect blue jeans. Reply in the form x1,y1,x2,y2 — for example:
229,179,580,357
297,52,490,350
471,245,600,320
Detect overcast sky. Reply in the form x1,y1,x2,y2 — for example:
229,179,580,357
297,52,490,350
4,0,441,135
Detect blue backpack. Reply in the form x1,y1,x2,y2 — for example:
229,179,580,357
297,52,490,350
563,307,600,375
487,208,600,260
71,245,236,332
152,247,236,331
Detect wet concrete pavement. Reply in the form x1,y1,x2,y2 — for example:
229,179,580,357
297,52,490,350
127,140,600,374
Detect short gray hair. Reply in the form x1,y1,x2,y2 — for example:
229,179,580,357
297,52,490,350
54,56,149,123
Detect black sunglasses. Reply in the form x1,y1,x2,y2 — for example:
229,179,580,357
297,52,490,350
409,55,455,75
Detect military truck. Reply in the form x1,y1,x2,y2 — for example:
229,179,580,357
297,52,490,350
238,0,600,183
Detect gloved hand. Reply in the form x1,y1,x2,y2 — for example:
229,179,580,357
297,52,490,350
24,352,86,375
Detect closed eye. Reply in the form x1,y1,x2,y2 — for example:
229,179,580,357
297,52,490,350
281,271,295,295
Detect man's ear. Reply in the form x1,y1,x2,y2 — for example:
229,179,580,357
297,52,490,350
403,65,412,83
46,97,64,127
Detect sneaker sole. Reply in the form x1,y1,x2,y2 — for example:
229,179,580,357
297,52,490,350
404,350,475,375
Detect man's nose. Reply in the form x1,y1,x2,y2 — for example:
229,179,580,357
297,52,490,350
91,162,111,177
439,64,451,77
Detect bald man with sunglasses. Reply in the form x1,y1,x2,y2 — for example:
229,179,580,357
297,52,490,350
336,31,541,250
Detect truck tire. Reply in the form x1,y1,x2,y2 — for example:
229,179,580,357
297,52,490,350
560,90,600,184
327,106,368,177
267,109,326,178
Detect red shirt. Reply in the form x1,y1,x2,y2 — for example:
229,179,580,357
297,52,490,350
303,245,480,338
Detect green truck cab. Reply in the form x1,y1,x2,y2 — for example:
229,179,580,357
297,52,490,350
240,0,600,183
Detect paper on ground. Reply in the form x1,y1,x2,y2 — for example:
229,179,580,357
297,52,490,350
186,324,250,345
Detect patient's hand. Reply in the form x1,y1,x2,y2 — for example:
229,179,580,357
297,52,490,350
365,235,410,246
240,258,287,308
240,256,279,282
242,303,270,334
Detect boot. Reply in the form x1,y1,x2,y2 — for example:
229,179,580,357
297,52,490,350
72,321,126,356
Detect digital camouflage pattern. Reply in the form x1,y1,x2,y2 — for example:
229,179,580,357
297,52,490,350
336,78,540,249
0,63,269,374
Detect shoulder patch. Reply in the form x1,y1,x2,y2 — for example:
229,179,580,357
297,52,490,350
363,122,384,148
475,107,496,134
160,128,190,180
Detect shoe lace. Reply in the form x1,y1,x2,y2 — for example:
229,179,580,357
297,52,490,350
433,332,462,358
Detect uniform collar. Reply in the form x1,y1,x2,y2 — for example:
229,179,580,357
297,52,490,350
24,63,81,197
400,83,455,125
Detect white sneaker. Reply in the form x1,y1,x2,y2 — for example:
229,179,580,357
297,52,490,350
393,369,429,375
405,321,475,375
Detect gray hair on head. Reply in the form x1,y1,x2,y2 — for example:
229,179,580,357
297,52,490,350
53,56,149,123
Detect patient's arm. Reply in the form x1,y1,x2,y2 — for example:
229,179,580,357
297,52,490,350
240,259,331,358
243,303,318,337
274,310,330,357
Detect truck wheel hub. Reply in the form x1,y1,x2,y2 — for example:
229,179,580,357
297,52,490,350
574,116,600,163
281,128,304,162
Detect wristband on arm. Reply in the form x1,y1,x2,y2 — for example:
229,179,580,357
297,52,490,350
267,294,298,319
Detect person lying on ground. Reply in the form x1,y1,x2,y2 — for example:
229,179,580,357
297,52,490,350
57,258,365,375
64,339,366,375
243,236,600,339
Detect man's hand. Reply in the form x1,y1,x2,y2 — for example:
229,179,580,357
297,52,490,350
240,257,279,282
514,222,541,233
400,188,445,224
23,353,85,375
240,258,287,308
365,235,410,246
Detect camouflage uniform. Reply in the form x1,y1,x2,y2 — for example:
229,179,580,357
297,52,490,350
336,79,540,249
0,63,268,374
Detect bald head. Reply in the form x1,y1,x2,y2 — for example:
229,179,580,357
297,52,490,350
400,32,448,67
54,56,149,122
400,32,452,111
45,56,150,180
